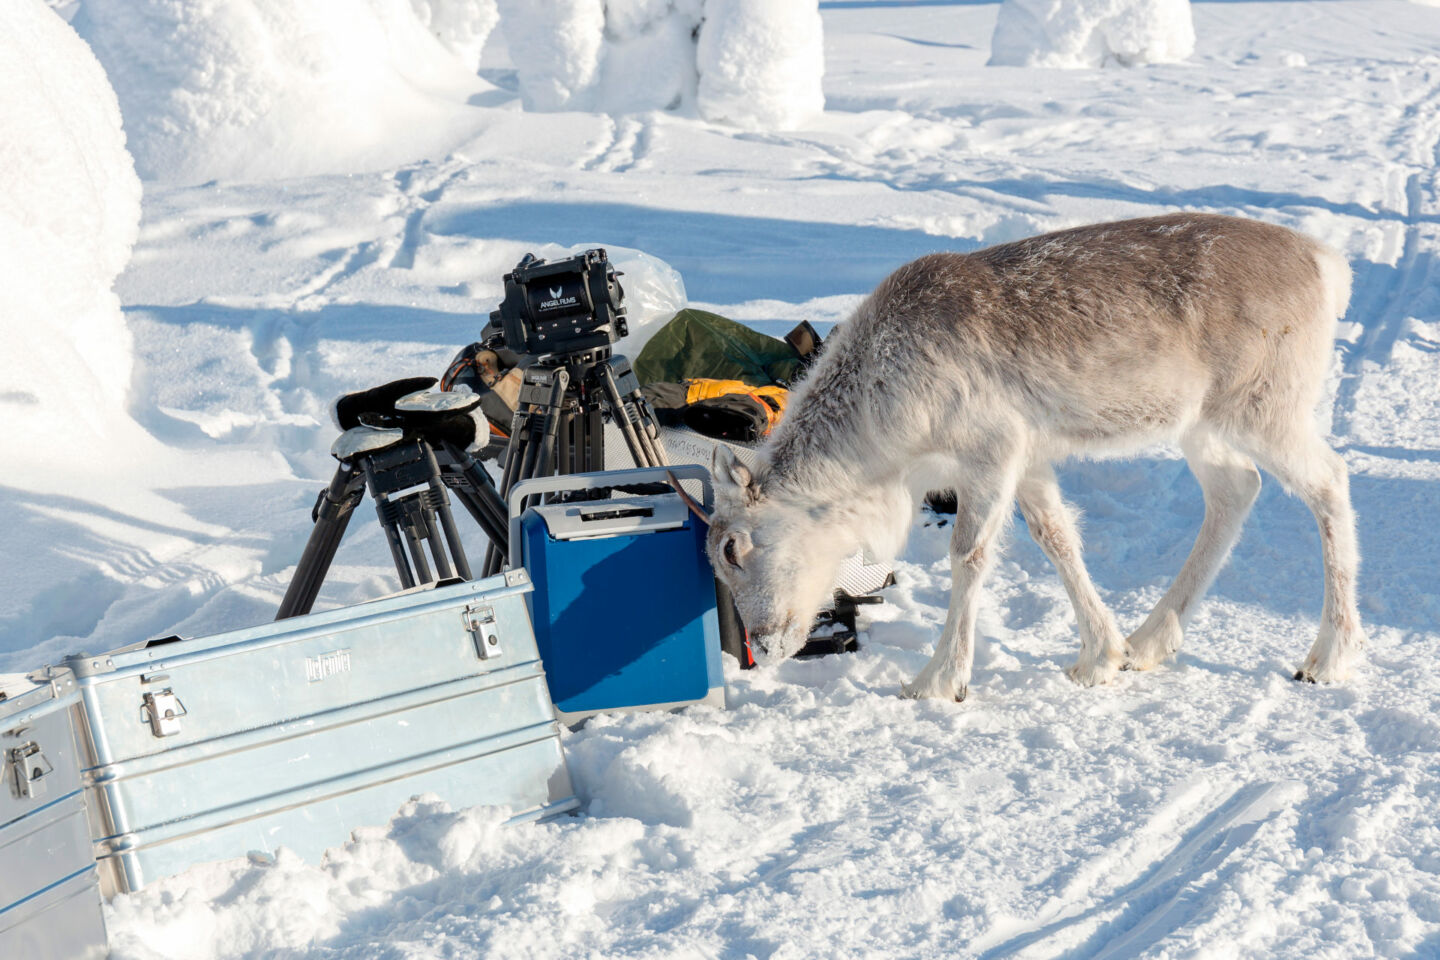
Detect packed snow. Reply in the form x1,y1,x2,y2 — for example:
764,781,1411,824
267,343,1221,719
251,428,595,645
989,0,1196,68
4,0,1440,957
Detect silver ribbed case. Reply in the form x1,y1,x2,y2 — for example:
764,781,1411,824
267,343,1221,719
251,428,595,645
1,668,108,959
66,571,578,896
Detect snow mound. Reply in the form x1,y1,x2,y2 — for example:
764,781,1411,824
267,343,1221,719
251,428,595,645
989,0,1195,68
495,0,610,111
496,0,823,129
0,0,147,473
73,0,492,183
697,0,825,129
410,0,499,72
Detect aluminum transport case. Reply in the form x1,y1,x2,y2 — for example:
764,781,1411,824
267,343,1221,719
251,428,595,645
65,572,579,896
509,465,726,726
0,669,108,960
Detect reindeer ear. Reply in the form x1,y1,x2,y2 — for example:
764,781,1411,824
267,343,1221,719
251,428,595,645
712,445,754,494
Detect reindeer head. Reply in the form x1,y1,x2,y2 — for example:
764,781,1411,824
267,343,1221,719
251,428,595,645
691,446,857,665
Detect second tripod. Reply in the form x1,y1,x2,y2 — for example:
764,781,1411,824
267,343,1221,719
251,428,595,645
276,390,512,620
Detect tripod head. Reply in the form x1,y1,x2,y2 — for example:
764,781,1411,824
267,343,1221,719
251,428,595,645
492,248,627,360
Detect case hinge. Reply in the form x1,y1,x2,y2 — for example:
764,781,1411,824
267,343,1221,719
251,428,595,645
141,689,187,738
463,604,502,659
8,742,53,800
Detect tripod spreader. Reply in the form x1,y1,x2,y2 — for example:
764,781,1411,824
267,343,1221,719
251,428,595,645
361,440,471,590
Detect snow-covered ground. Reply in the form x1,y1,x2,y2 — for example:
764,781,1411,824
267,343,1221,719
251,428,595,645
5,1,1440,957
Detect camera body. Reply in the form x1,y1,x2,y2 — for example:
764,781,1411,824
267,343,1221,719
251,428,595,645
492,248,627,359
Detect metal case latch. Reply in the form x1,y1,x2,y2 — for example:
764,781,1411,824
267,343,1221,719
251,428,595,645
463,604,502,659
141,689,187,738
8,742,53,800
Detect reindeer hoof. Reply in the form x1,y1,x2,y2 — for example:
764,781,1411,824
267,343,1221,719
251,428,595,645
901,676,967,702
1124,612,1183,671
1066,657,1121,687
1294,650,1356,684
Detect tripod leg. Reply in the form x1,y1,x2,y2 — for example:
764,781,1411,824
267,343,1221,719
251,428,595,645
495,424,525,506
364,454,420,590
431,492,474,582
416,506,451,581
530,371,569,488
482,538,504,579
597,361,645,466
572,402,590,474
583,405,604,472
415,445,468,582
383,516,418,588
485,411,531,576
624,378,667,467
401,517,432,585
598,360,667,468
277,463,367,620
485,364,569,576
486,424,532,577
515,425,543,491
441,444,510,549
556,406,573,477
633,383,668,467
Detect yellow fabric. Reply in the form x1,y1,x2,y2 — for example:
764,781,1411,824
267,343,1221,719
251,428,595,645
682,378,788,435
684,378,787,410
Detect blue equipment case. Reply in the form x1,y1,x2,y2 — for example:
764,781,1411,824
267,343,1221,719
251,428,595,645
509,466,726,726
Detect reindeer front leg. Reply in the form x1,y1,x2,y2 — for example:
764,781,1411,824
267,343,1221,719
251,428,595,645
902,472,1017,702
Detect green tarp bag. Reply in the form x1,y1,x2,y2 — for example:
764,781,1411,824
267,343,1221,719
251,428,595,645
633,308,808,388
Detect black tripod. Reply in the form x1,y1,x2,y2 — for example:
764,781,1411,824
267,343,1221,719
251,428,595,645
276,391,514,620
481,348,667,576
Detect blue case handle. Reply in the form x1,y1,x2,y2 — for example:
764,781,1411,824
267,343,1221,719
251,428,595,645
507,465,714,568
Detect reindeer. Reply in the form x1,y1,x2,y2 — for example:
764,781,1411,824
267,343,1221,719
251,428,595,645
676,213,1361,701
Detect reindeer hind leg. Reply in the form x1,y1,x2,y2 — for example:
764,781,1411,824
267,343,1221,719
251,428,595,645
1126,425,1262,671
1241,425,1362,683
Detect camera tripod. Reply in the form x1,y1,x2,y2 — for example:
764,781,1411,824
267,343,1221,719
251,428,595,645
480,348,667,576
275,246,676,621
275,390,519,620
